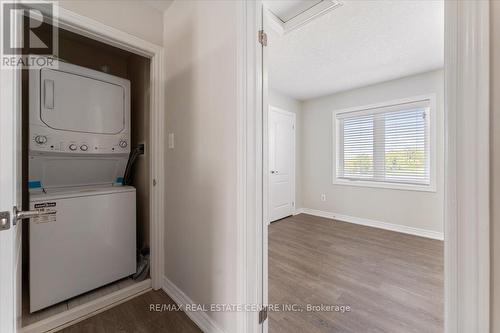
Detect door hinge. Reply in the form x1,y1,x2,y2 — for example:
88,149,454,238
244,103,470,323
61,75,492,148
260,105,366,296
259,306,268,324
259,30,267,47
0,211,11,231
292,201,295,207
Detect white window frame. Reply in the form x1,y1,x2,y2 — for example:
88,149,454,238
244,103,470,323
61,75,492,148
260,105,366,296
332,94,437,192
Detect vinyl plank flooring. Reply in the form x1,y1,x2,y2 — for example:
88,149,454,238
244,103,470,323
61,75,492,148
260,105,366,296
60,290,201,333
269,213,443,333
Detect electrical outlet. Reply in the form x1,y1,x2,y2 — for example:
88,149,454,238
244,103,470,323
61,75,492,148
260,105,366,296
321,194,326,202
168,133,175,149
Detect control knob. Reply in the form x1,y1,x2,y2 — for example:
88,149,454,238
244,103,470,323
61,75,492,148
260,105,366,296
34,135,47,144
69,144,77,151
119,140,128,148
80,144,89,151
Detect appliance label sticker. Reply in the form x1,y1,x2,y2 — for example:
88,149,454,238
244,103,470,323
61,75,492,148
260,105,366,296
34,202,56,208
33,203,57,223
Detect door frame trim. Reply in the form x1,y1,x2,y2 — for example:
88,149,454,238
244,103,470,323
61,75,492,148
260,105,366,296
268,106,296,224
236,1,263,332
444,1,490,331
238,1,491,332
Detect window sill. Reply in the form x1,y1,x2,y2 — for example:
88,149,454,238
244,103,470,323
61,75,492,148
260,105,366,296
333,178,437,193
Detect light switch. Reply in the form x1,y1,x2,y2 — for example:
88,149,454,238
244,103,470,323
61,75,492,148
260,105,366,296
168,133,174,149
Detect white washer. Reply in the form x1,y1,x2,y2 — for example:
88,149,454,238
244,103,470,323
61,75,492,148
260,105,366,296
29,186,136,312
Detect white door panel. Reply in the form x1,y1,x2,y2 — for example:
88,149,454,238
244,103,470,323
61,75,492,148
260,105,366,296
269,107,295,222
0,25,22,332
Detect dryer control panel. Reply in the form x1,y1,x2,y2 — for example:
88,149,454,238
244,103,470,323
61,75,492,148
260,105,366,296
30,125,129,155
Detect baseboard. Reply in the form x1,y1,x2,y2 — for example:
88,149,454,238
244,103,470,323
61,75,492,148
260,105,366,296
22,279,152,333
298,208,444,240
162,276,224,333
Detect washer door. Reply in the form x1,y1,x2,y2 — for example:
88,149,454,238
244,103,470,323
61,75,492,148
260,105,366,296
40,68,125,134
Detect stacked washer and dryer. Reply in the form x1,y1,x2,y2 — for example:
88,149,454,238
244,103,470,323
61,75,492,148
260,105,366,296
28,61,136,312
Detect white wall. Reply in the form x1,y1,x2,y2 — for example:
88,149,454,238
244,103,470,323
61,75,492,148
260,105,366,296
300,69,444,234
163,1,239,332
58,0,163,46
269,90,302,208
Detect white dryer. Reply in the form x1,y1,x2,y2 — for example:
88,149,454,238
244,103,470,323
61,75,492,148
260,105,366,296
28,60,136,312
29,60,130,156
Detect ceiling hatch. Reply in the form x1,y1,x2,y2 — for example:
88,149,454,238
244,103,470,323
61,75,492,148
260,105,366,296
264,0,343,34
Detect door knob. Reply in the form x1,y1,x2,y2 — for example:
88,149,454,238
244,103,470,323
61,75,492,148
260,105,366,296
13,206,56,225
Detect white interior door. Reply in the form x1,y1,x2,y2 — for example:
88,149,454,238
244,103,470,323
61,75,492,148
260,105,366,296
0,47,23,333
0,9,24,332
268,107,295,223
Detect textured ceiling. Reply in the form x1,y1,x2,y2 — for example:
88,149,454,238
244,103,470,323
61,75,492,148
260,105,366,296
267,0,444,101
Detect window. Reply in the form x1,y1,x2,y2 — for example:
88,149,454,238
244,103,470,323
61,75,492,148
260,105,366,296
334,96,435,191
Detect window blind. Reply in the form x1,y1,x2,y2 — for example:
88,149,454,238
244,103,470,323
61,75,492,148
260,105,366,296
336,99,431,186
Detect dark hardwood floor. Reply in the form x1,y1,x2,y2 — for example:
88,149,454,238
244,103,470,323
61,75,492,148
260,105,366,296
60,290,201,333
269,213,443,333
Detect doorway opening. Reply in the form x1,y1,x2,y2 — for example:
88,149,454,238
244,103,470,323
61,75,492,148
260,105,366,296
11,8,165,332
263,1,445,332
